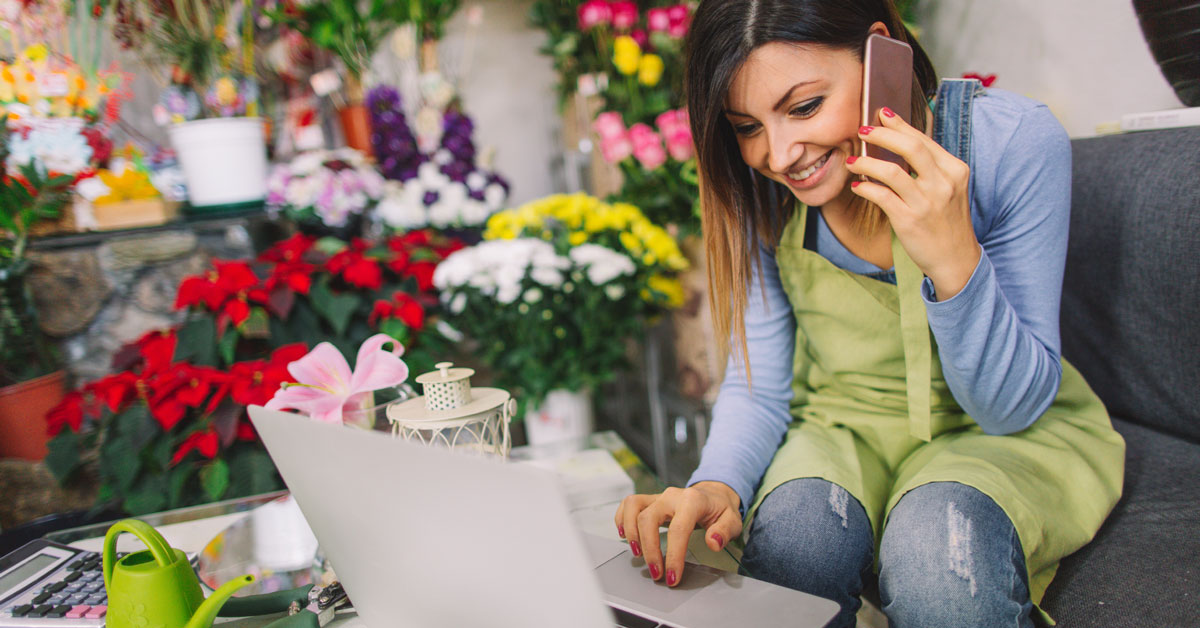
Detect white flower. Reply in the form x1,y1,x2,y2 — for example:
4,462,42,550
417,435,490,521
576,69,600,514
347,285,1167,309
75,177,110,202
523,287,543,303
449,293,467,314
460,199,490,227
290,151,324,176
433,149,453,165
417,161,449,190
466,172,487,190
376,182,427,229
569,244,636,284
605,284,626,300
484,183,507,210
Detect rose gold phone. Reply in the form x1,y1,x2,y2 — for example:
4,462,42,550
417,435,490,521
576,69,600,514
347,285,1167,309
861,33,913,171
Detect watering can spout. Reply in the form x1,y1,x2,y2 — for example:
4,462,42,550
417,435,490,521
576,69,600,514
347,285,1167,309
185,574,255,628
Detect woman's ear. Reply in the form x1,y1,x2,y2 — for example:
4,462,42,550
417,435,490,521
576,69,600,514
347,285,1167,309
868,21,891,38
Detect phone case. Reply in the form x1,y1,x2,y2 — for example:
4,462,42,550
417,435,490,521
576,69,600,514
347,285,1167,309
861,34,914,171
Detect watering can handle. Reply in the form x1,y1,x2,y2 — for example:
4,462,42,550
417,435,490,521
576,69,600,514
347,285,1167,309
103,518,178,592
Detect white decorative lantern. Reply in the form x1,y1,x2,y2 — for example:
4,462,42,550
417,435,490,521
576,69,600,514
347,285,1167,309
386,362,515,458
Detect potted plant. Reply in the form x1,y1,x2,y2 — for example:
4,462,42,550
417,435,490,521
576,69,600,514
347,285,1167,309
103,0,269,213
0,126,75,460
44,230,464,513
434,192,687,444
268,0,411,155
265,147,386,240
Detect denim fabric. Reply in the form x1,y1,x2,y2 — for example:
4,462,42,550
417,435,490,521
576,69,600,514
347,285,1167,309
743,479,1034,628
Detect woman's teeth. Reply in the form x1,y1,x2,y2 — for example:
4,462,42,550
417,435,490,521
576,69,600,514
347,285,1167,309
788,151,831,182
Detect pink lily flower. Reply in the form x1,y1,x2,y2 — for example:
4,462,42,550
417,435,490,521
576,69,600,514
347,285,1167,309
265,333,409,427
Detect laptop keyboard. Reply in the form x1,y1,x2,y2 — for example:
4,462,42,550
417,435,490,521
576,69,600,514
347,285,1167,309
610,604,664,628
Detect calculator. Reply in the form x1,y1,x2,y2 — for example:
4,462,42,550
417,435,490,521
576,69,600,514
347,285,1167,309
0,538,125,626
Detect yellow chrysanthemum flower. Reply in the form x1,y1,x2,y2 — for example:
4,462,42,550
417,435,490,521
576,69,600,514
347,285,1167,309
638,53,664,87
647,274,686,308
568,231,587,246
612,36,642,76
95,168,161,204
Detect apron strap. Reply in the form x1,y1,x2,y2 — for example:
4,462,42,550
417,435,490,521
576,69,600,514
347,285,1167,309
895,78,983,441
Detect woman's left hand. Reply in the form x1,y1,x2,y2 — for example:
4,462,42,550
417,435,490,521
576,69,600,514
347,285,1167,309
847,107,981,300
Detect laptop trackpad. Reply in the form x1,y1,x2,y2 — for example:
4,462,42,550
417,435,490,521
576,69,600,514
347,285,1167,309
594,551,720,614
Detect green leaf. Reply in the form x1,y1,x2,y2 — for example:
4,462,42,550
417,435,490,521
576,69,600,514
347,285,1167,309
226,449,283,498
175,316,217,367
310,277,361,337
100,435,141,492
243,307,271,339
45,431,81,482
114,405,156,451
199,458,231,501
168,465,193,508
124,474,168,515
218,328,238,366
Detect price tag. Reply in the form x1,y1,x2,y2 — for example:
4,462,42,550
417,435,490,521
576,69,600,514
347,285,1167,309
310,70,342,97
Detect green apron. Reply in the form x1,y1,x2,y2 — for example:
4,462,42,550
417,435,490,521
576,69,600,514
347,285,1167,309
745,205,1125,616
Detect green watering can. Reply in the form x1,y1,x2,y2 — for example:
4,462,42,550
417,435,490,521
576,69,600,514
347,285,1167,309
103,519,255,628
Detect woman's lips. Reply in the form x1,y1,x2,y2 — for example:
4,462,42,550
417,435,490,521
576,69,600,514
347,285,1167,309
781,150,834,191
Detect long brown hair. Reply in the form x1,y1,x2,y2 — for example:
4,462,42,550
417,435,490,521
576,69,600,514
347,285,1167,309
685,0,937,377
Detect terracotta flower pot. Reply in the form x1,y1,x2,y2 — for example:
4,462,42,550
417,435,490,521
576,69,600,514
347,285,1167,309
338,104,374,157
0,370,65,460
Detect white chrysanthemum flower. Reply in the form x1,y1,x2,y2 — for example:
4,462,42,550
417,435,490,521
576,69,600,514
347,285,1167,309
484,183,507,210
449,293,467,314
466,172,487,191
460,199,490,227
569,244,636,284
433,149,453,165
523,287,543,303
605,284,626,300
417,162,449,190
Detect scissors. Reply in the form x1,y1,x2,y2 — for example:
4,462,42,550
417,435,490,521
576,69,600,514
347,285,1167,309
217,581,350,627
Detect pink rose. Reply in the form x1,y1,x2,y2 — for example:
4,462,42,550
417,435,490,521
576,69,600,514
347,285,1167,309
610,1,638,30
647,8,670,32
633,135,668,170
592,111,628,142
655,109,685,136
665,128,694,161
667,4,690,37
600,135,634,163
577,0,611,30
628,123,658,148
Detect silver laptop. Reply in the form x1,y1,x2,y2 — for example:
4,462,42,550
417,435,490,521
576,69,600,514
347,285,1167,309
248,405,839,628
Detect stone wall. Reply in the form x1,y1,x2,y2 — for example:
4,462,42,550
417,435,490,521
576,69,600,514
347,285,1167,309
27,223,258,384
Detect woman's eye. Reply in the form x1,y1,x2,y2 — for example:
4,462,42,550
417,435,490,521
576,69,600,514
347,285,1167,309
789,97,823,118
733,122,760,136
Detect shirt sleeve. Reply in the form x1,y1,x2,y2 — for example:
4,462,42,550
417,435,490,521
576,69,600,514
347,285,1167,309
687,245,796,510
922,104,1071,434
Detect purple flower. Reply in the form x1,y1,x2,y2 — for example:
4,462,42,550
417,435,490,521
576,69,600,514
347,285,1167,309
423,190,440,206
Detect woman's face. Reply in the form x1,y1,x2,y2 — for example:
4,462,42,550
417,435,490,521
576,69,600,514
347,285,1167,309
725,41,863,209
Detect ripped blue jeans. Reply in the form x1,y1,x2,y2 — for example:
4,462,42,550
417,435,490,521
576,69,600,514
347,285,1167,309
741,478,1035,628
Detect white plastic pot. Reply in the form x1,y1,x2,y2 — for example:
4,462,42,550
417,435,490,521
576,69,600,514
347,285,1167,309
524,388,595,446
168,117,268,208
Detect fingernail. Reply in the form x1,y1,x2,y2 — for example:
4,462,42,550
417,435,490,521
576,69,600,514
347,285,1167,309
649,563,661,579
667,569,677,586
630,540,641,557
859,125,874,135
712,533,724,549
851,181,861,188
881,107,896,118
845,155,857,165
618,524,625,538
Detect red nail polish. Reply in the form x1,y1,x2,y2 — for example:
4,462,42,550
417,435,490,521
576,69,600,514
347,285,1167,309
845,155,857,164
667,569,677,586
712,533,724,549
618,524,625,538
630,540,641,557
859,125,873,135
881,107,896,118
649,563,661,579
851,181,861,188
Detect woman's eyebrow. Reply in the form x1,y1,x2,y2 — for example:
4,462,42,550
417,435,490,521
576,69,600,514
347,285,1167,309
724,80,820,118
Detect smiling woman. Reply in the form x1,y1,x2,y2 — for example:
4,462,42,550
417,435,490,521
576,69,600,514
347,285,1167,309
612,2,1126,627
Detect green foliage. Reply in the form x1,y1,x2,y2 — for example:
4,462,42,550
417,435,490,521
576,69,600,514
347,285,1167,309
268,0,410,82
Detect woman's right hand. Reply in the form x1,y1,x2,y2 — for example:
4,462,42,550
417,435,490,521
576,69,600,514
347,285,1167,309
614,481,743,587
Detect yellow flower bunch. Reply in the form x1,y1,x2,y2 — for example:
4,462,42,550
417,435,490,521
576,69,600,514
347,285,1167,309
483,193,689,308
613,36,641,76
94,167,161,204
638,54,664,87
0,47,118,120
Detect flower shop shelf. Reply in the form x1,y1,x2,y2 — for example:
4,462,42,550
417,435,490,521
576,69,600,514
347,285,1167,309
26,205,268,252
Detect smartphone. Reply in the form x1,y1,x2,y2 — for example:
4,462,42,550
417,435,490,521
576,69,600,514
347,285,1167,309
861,33,914,172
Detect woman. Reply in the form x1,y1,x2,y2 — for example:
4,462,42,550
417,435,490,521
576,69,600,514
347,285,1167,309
614,1,1125,626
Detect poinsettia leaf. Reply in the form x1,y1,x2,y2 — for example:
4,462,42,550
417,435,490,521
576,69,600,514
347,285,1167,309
100,435,141,492
175,316,217,367
45,431,81,482
243,306,271,339
268,286,295,320
218,328,238,366
199,458,230,501
115,405,156,451
227,448,283,498
210,400,240,448
310,278,360,337
168,465,193,508
124,474,168,515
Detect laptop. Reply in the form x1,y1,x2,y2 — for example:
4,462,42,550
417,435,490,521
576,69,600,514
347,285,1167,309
248,405,839,628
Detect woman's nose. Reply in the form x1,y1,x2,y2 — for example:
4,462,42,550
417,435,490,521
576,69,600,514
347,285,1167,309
765,127,800,174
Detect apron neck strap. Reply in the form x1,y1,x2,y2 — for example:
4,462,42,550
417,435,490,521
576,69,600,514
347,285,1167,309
892,232,932,442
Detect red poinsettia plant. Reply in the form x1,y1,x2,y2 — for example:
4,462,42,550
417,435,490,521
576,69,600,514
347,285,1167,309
44,229,463,515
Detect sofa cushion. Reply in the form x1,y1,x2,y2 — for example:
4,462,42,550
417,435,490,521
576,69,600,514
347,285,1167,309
1039,417,1200,626
1061,127,1200,443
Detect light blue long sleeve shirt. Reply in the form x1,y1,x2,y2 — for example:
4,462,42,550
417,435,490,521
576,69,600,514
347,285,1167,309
687,89,1074,510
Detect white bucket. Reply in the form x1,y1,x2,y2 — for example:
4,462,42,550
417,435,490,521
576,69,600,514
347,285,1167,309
168,117,268,208
524,388,595,446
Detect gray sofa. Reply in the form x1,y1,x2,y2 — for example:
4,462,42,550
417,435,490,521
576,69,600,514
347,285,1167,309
1038,126,1200,625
